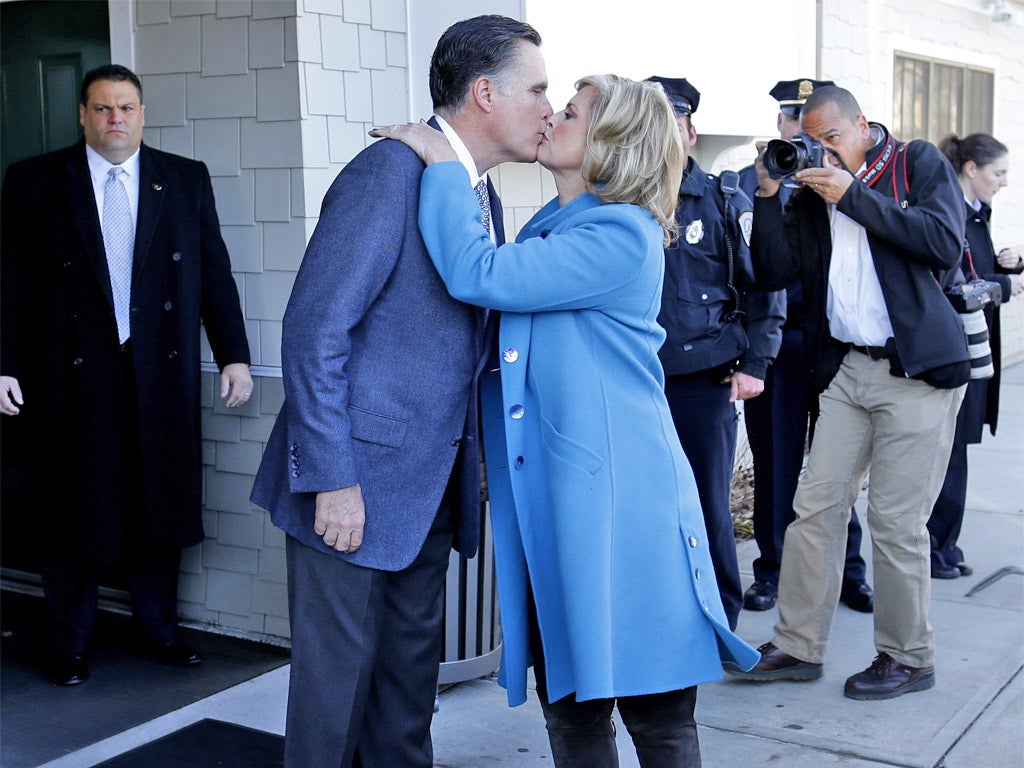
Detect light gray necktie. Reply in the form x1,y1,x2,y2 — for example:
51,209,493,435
103,166,134,343
474,179,492,236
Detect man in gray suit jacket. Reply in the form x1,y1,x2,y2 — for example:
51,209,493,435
251,15,551,768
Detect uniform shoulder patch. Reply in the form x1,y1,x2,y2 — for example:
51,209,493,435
738,210,754,248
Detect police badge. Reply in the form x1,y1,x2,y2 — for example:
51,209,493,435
685,219,704,244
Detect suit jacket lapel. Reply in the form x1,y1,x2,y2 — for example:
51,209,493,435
487,179,505,246
133,144,165,280
64,142,115,310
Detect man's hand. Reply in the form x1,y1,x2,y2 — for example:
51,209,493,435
315,485,365,554
793,157,854,205
220,363,254,408
0,376,24,416
730,372,765,402
1008,273,1024,298
754,141,782,199
998,247,1023,272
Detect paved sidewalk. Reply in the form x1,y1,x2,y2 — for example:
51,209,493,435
34,365,1024,768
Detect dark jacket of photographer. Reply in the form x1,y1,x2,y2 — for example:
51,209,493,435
658,158,784,378
750,125,969,394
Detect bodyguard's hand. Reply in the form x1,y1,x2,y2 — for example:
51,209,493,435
315,485,365,554
369,121,458,166
793,156,853,205
730,372,765,402
0,376,23,415
221,362,254,408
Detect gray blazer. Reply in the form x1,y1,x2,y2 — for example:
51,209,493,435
251,136,502,570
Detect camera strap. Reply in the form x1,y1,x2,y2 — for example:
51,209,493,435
857,133,900,189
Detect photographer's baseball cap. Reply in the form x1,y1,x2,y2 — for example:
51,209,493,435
770,78,836,117
645,76,700,117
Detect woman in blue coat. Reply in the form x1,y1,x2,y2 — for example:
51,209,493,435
375,74,758,767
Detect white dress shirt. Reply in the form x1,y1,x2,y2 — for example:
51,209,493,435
826,150,894,347
434,115,494,242
85,144,141,228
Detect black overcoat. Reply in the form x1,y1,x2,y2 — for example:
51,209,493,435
1,141,250,561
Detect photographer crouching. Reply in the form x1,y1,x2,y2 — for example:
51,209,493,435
726,85,970,700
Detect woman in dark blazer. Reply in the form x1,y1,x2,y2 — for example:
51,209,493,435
376,74,757,768
929,133,1023,578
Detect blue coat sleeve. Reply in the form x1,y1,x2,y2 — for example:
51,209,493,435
418,163,653,313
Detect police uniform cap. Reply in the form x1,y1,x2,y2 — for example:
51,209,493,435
769,78,835,117
645,76,700,116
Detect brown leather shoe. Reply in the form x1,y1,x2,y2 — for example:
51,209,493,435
724,642,823,681
844,653,934,700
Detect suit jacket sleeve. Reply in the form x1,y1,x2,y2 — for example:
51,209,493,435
0,163,28,379
196,160,251,369
281,142,421,493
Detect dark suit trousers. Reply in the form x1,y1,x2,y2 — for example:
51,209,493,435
744,330,866,587
42,341,183,656
664,372,742,630
284,498,454,768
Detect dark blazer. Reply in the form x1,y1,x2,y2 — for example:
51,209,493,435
751,129,969,393
250,136,502,571
0,141,250,561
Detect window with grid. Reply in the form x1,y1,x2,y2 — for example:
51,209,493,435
893,53,994,143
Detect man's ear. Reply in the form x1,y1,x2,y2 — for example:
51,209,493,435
471,77,496,114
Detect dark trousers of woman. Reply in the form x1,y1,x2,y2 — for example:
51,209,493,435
528,593,701,767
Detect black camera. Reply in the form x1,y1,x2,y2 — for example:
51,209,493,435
945,279,1002,313
763,133,826,179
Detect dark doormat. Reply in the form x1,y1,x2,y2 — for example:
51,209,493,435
0,590,290,768
89,719,284,768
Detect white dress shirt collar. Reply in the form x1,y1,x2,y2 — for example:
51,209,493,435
434,115,487,188
85,144,142,225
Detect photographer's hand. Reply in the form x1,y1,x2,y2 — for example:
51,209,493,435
793,157,853,205
753,141,782,198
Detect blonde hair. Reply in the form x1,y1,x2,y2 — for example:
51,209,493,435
575,74,683,245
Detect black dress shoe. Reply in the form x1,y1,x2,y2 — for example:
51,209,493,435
931,562,961,579
724,642,823,681
956,562,974,576
150,639,203,667
844,652,934,700
840,579,874,613
52,654,89,686
743,581,777,611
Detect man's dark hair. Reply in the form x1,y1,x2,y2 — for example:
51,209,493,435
429,15,541,112
80,64,143,106
802,85,862,122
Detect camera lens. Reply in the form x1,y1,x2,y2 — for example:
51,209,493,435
764,139,803,179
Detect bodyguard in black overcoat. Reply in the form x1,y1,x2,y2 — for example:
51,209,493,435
0,65,252,685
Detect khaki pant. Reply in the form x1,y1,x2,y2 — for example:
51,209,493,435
773,350,965,669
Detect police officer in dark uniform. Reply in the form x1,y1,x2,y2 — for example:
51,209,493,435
737,78,873,614
647,76,785,630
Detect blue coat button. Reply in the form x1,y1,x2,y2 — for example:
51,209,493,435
502,348,519,363
509,405,524,420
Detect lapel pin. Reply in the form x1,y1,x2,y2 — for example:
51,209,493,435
151,183,163,191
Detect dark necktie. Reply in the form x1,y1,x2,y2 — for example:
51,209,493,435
103,166,134,343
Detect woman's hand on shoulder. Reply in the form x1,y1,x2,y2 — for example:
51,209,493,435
369,121,458,166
